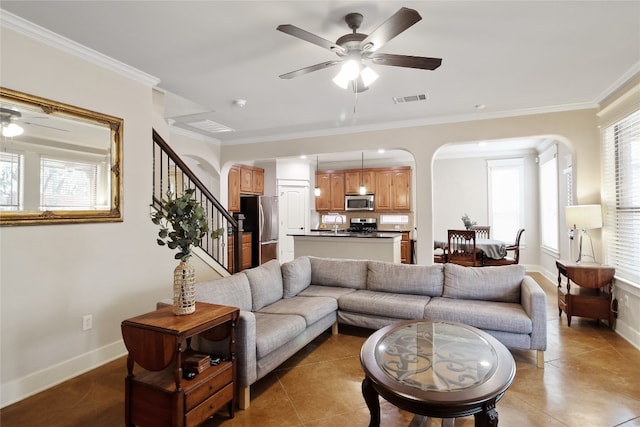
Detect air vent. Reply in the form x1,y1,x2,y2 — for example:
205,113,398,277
392,94,428,104
186,119,234,133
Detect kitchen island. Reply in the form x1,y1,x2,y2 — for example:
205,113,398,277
289,231,402,263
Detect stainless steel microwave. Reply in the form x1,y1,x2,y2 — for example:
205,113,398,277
345,194,374,211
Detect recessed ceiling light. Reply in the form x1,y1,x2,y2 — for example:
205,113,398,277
300,155,307,159
378,149,385,154
475,104,486,110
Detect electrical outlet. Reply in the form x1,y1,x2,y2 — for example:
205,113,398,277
624,295,630,308
82,314,93,331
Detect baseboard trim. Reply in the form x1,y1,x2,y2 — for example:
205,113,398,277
1,340,127,408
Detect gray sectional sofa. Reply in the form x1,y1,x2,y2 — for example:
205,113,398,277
188,256,547,409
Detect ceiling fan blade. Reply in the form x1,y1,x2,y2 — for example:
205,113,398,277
277,24,346,55
360,7,422,53
279,60,342,79
370,53,442,70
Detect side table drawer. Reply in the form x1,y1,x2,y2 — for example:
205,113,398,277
185,362,233,411
186,382,234,426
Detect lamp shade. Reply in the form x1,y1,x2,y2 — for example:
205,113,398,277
565,204,602,230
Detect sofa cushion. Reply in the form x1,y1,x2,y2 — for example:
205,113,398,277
298,285,356,299
254,312,306,359
442,263,525,303
258,296,337,326
195,273,252,312
245,259,284,311
424,297,532,334
282,256,312,298
338,290,432,320
309,257,368,289
367,261,444,296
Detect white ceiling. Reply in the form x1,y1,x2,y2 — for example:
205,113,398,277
2,1,639,157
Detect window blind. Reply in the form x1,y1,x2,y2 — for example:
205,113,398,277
602,109,640,285
0,151,22,211
40,157,98,210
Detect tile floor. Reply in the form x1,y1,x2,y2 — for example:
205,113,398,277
2,273,639,427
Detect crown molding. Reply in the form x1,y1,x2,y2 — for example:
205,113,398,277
0,10,160,87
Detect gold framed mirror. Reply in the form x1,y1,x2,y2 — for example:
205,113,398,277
0,88,123,225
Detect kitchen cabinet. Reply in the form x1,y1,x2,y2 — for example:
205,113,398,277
228,165,264,212
228,232,252,273
239,165,264,195
316,171,345,211
400,232,412,264
345,169,376,195
375,167,411,212
228,166,241,212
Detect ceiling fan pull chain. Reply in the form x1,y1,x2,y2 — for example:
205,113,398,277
353,81,358,114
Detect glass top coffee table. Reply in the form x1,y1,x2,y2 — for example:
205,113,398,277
360,320,516,427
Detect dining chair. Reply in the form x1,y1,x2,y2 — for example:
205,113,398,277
447,229,481,266
484,228,525,266
470,225,491,239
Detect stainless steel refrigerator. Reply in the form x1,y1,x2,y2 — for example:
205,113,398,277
240,195,279,266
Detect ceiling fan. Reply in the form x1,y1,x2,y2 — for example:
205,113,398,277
277,7,442,92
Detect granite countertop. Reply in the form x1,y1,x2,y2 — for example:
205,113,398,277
289,231,402,238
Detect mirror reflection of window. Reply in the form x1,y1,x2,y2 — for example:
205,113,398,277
0,87,123,225
0,151,22,211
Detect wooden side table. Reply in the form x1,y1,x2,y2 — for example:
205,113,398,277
556,260,615,328
122,302,239,427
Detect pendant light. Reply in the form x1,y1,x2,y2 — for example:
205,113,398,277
314,156,321,197
359,152,367,195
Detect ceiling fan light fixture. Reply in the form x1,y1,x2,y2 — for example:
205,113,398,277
332,73,350,89
1,123,23,137
360,67,379,87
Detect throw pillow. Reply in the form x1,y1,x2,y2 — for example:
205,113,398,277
282,256,312,298
245,259,284,311
367,261,444,296
309,256,368,289
442,263,525,303
195,273,252,311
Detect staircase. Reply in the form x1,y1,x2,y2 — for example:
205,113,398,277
152,129,243,273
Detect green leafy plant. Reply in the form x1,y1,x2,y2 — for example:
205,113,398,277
461,213,477,230
151,189,223,262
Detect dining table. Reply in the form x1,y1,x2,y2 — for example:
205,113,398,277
434,238,507,261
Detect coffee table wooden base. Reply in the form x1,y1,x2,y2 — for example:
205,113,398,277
362,376,502,427
360,321,515,427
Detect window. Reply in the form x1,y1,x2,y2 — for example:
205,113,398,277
602,109,640,284
539,145,559,253
0,151,22,211
40,157,101,210
487,159,524,243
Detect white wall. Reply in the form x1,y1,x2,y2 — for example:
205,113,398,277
432,151,539,267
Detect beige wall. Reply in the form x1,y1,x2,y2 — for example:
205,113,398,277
221,109,601,271
0,28,188,406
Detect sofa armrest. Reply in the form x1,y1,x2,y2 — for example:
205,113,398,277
521,276,547,351
234,310,257,389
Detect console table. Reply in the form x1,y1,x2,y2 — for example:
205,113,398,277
122,302,239,427
556,260,615,328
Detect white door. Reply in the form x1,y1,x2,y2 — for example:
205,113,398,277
278,184,309,263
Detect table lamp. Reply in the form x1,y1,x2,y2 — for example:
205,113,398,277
565,204,602,263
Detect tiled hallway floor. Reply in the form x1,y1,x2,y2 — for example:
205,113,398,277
2,273,639,426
